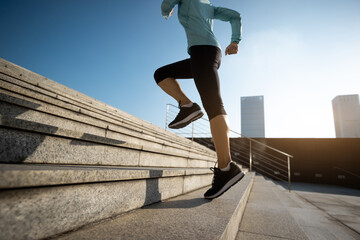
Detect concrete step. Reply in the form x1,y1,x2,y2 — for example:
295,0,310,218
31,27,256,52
0,84,215,160
0,58,146,127
0,58,148,125
0,117,215,168
0,163,212,189
0,58,217,167
0,58,214,156
0,79,214,159
51,172,255,240
237,175,309,240
0,58,222,240
0,163,214,240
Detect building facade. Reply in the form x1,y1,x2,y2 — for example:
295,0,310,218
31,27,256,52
241,96,265,138
332,94,360,138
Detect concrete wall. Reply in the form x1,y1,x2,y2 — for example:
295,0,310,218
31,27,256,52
256,138,360,189
194,137,360,189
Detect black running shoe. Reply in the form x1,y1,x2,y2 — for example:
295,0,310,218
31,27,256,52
204,162,245,199
168,103,204,129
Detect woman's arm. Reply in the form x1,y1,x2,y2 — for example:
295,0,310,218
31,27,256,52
161,0,180,19
214,7,242,44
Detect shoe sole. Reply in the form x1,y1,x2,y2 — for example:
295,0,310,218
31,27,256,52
204,171,245,200
168,110,204,129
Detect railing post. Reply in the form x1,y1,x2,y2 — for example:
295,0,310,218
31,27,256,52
165,104,169,130
249,140,252,172
191,122,194,141
166,103,294,186
287,156,291,192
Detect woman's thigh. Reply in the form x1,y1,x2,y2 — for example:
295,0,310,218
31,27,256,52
190,46,226,119
154,59,193,84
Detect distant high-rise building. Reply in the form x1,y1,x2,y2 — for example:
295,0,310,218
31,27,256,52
241,96,265,138
332,94,360,138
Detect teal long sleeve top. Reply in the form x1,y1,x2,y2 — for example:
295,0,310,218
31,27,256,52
161,0,241,52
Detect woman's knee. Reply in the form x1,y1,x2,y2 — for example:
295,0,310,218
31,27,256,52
207,107,227,121
201,96,227,120
154,68,165,85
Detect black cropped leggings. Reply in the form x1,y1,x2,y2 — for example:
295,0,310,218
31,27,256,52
154,45,226,120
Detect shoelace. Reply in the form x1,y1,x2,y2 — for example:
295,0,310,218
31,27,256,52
209,167,221,186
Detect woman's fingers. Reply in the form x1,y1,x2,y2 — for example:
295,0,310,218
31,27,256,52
225,44,238,55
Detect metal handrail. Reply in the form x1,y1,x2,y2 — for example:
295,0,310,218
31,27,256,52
334,167,360,179
229,129,293,158
165,103,293,191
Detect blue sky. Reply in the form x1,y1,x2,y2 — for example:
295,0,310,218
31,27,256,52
1,0,359,138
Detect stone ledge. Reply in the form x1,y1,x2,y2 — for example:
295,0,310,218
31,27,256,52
54,172,255,240
0,81,215,158
0,60,213,156
0,163,212,189
0,58,146,127
0,116,216,164
0,172,214,240
0,127,214,168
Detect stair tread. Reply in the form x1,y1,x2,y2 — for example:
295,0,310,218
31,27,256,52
0,67,215,157
0,93,216,158
54,172,255,240
0,163,212,189
0,115,215,161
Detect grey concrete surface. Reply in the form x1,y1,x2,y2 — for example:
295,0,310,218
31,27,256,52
0,58,150,128
0,163,212,189
0,57,248,239
0,88,216,160
237,175,308,240
53,172,254,240
0,58,153,127
0,124,214,167
0,63,215,157
0,171,213,240
237,232,288,240
273,181,360,240
238,175,360,240
0,69,215,159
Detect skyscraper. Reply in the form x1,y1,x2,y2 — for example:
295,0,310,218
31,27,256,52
332,94,360,138
241,96,265,138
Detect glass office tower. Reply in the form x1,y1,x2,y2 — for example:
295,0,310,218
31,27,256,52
241,96,265,138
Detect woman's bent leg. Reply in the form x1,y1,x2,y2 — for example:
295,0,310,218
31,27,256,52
158,78,191,106
154,58,204,129
154,59,193,106
210,114,231,168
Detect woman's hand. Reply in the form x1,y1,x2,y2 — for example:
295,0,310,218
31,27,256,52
225,42,238,56
169,9,174,17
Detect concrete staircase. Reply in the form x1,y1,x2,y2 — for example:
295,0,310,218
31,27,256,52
0,58,254,240
52,173,255,240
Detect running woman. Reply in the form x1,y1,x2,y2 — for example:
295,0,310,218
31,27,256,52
154,0,245,199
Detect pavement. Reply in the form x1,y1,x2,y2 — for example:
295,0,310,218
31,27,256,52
237,175,360,240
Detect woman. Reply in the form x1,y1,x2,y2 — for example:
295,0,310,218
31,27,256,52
154,0,244,199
